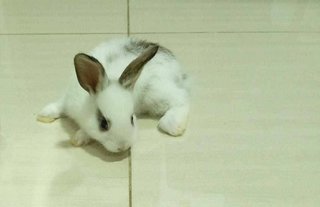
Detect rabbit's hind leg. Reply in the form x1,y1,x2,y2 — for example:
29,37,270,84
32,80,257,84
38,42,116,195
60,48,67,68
156,85,190,136
138,78,190,136
158,104,189,136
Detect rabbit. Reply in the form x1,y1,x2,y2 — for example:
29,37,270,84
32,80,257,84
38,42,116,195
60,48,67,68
37,38,190,153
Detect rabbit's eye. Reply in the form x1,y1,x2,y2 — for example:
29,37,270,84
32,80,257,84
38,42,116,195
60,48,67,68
131,115,134,126
97,110,110,131
100,117,110,131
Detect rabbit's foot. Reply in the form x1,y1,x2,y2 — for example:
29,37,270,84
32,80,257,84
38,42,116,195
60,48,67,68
158,105,189,136
37,101,63,123
70,129,92,147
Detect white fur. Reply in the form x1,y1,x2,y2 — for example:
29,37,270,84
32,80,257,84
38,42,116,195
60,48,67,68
38,37,190,153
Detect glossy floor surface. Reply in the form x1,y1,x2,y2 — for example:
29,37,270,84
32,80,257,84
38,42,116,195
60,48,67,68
1,1,320,207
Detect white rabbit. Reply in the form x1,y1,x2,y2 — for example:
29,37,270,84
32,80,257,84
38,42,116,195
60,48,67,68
38,38,190,153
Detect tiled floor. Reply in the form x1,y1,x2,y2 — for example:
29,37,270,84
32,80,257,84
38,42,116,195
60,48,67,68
1,1,320,207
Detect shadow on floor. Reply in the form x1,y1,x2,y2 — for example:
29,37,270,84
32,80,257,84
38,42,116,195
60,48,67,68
57,118,129,162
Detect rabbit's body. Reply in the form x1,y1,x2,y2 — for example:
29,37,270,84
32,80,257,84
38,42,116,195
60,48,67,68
38,38,190,152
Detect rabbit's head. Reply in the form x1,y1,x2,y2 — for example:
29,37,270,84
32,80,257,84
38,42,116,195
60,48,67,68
73,46,158,153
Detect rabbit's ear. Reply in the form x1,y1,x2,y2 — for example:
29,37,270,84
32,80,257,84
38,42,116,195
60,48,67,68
74,53,106,94
119,45,159,88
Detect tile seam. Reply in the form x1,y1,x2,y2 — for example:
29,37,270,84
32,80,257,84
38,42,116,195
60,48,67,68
131,31,320,34
129,149,132,207
127,0,130,36
0,32,126,36
1,31,320,36
127,1,132,206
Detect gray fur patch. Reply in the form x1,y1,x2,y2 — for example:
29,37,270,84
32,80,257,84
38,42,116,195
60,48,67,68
125,39,174,57
106,53,119,63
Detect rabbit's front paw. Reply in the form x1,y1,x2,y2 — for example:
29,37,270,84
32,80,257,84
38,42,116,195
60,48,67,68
70,130,92,147
37,101,63,123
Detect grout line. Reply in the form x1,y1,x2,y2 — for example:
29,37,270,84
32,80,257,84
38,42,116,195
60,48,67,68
1,31,320,36
127,0,130,36
0,32,126,36
219,31,320,33
129,149,132,207
131,31,320,34
127,1,132,207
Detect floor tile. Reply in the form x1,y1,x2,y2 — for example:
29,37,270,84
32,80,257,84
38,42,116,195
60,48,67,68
131,33,320,206
0,35,129,207
0,0,127,34
130,0,320,33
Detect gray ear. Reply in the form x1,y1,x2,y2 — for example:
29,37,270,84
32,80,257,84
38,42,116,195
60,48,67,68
74,53,106,94
119,45,159,88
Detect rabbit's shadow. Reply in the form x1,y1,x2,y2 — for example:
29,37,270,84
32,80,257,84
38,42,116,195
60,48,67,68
57,118,128,162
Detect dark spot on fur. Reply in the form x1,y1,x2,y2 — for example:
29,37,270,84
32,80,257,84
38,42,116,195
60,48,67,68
182,73,188,80
106,53,119,63
125,39,174,57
